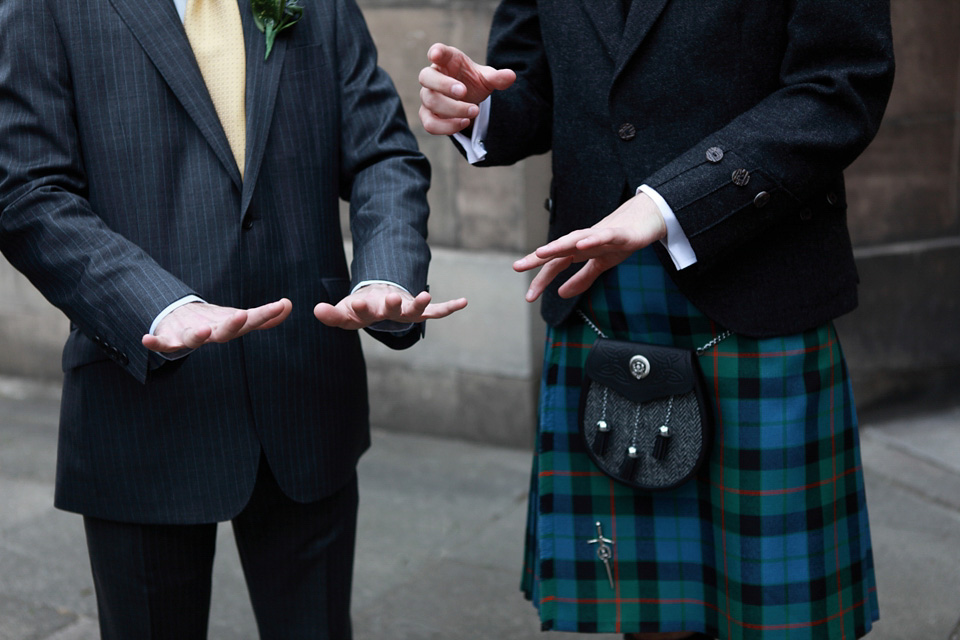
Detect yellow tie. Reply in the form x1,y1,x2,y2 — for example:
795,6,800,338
184,0,247,178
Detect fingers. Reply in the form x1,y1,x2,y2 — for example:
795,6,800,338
427,42,465,70
513,230,593,273
141,322,215,352
313,302,353,329
314,290,468,329
524,255,574,302
242,298,293,331
419,105,473,135
421,42,516,111
141,333,174,352
144,299,292,354
420,75,480,120
557,259,607,299
483,67,517,91
418,64,479,136
418,67,472,107
313,296,391,330
420,296,469,319
419,43,516,136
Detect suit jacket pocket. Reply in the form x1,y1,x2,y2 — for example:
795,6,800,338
284,44,328,75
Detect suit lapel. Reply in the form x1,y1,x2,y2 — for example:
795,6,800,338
614,0,670,78
578,0,625,61
106,0,243,189
238,3,287,218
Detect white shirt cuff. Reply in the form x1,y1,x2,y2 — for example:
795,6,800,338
351,281,415,333
452,96,491,164
149,294,205,360
638,184,697,270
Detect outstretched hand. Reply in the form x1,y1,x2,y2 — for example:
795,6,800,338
143,298,293,353
514,192,668,302
313,283,467,330
418,42,516,136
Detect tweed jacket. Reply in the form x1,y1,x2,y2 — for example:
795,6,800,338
0,0,431,522
475,0,895,336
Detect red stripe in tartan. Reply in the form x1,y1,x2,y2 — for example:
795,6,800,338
827,333,847,639
539,466,863,495
551,341,593,349
710,343,734,640
540,587,877,631
709,464,862,496
715,345,829,358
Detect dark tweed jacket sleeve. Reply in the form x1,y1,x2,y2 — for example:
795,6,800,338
465,0,895,336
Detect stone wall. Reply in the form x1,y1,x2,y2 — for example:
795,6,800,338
0,0,956,446
835,0,960,415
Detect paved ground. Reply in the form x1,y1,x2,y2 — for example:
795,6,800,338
1,375,958,640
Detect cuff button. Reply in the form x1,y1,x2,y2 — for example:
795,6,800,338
731,168,751,187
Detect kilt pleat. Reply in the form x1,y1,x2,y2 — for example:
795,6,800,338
521,248,879,638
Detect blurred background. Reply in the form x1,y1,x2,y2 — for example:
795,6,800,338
1,0,957,447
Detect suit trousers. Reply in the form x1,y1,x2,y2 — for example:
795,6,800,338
83,456,359,640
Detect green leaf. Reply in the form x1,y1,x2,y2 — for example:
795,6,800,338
263,20,278,60
252,0,303,60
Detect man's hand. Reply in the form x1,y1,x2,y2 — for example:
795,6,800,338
142,298,293,353
314,283,467,330
514,192,668,302
418,42,516,136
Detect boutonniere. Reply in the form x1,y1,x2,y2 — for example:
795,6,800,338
251,0,304,60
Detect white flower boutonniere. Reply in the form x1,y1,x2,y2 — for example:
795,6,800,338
251,0,303,60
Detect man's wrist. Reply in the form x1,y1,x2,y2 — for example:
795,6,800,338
149,295,205,360
351,281,415,334
149,295,205,335
637,184,697,270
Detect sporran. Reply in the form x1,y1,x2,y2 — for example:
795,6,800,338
577,310,730,491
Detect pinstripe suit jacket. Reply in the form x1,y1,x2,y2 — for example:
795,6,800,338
475,0,895,337
0,0,431,523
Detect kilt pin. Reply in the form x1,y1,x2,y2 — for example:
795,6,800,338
521,247,879,638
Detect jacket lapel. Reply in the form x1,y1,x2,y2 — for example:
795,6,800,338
106,0,243,189
238,3,287,218
579,0,625,61
614,0,670,78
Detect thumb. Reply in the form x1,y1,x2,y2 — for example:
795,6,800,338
482,67,517,91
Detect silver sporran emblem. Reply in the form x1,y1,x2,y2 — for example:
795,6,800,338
629,354,650,379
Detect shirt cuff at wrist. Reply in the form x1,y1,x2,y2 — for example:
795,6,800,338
452,96,491,164
638,184,697,270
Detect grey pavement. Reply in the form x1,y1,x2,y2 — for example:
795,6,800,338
1,374,958,640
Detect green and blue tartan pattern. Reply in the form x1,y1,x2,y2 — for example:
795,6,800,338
521,248,879,638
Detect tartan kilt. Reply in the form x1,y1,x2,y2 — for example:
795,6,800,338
521,247,879,638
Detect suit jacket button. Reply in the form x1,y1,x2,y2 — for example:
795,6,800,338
242,217,255,230
706,146,724,163
618,123,637,141
544,197,553,212
799,207,813,221
731,168,751,187
753,191,771,208
826,191,839,206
